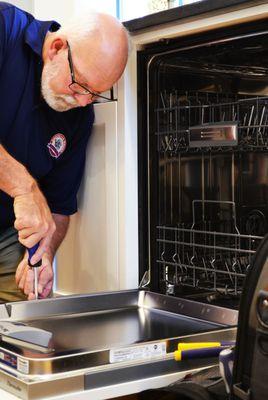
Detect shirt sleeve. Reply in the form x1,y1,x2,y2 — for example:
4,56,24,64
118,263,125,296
0,32,3,71
0,8,7,71
0,4,21,70
39,106,95,215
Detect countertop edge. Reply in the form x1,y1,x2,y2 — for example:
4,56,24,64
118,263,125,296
123,0,266,32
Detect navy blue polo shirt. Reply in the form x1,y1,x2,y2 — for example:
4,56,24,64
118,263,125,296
0,2,94,228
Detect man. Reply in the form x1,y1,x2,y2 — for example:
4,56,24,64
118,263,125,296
0,2,129,301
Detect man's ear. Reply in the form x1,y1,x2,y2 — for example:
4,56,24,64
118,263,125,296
47,38,67,61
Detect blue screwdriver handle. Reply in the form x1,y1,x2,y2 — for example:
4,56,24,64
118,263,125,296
27,244,42,267
182,346,228,360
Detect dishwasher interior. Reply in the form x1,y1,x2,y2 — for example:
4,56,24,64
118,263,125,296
138,24,268,309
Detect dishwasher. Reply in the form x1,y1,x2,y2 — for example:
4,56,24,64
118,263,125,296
135,17,268,399
0,16,267,400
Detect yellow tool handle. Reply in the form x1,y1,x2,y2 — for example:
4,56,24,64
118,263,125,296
178,342,222,351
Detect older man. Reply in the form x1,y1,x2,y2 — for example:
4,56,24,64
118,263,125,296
0,2,128,301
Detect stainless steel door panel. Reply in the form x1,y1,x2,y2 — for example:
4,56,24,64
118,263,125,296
0,291,237,376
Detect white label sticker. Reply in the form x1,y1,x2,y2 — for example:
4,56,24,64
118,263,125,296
109,342,166,364
0,352,4,360
17,357,29,374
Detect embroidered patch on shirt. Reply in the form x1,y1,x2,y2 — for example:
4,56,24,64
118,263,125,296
47,133,67,158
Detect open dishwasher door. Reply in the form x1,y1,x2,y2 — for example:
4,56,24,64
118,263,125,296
0,290,237,399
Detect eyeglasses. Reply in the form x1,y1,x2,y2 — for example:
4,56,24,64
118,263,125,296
67,41,111,101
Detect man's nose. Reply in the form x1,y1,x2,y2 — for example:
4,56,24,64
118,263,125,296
74,94,93,107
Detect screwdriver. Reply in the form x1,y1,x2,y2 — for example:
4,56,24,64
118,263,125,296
174,346,229,361
27,244,42,300
177,341,235,351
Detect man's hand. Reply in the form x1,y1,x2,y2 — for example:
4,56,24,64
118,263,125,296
15,252,54,300
0,145,54,263
14,184,56,265
15,214,69,301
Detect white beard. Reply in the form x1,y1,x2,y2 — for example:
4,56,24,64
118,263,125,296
41,62,80,112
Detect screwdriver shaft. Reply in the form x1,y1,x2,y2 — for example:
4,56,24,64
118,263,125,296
34,268,38,300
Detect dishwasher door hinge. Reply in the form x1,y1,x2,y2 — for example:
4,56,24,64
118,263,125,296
139,270,150,288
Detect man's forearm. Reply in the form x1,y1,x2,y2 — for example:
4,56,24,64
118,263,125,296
46,214,70,260
0,144,35,197
0,145,55,262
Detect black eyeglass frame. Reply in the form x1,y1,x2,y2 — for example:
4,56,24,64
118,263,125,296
67,41,111,101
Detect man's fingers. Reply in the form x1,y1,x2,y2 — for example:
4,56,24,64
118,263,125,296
18,268,28,291
15,258,27,284
29,236,51,265
13,188,56,266
18,227,37,240
14,218,31,231
40,281,53,298
28,293,36,301
38,265,53,286
17,232,41,249
23,269,34,295
19,233,53,265
28,267,53,299
15,250,54,300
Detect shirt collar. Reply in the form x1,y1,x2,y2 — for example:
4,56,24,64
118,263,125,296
24,18,61,58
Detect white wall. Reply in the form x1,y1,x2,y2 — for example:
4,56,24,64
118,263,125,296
7,0,33,13
33,0,117,23
9,0,117,24
9,1,202,24
56,101,121,295
120,0,149,21
33,0,74,24
74,0,117,17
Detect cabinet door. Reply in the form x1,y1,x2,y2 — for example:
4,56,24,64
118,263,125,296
55,102,119,294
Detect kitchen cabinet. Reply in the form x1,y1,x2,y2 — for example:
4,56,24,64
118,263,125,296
56,102,124,294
